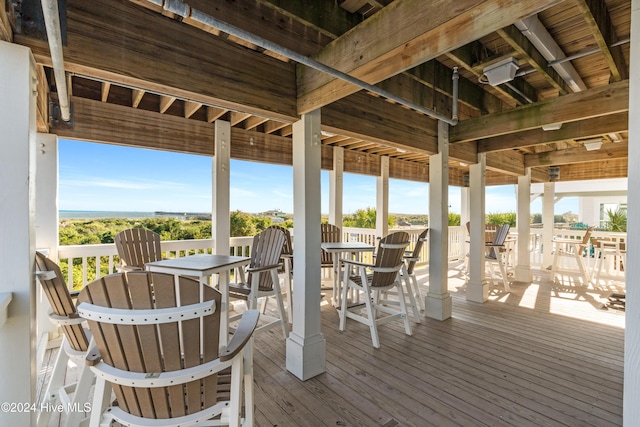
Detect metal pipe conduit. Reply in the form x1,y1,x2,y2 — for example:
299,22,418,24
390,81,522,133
154,0,459,126
41,0,71,122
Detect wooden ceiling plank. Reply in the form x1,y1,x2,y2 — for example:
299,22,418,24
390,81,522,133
206,106,227,122
524,141,628,168
533,158,628,182
159,95,176,113
451,79,629,143
16,0,297,121
575,0,627,81
132,89,145,108
478,112,629,152
298,0,562,114
101,82,111,102
497,25,570,95
184,100,203,118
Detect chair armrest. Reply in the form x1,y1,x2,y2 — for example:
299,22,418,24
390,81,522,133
340,258,373,269
485,243,505,247
220,309,260,362
116,264,143,272
246,263,282,273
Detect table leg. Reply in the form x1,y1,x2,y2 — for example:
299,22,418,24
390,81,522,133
219,270,229,351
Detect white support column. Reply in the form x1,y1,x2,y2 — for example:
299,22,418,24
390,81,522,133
426,121,452,320
461,186,470,227
515,169,533,282
287,110,326,380
213,120,231,255
329,146,343,227
542,182,555,271
467,154,487,303
625,0,640,422
376,156,389,238
35,133,59,348
0,42,38,426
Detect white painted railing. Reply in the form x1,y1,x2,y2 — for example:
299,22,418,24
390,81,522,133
54,227,626,291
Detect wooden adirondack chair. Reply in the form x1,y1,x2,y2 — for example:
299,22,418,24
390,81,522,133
77,271,259,427
339,231,411,348
114,228,163,271
265,225,294,320
228,227,289,338
34,251,94,427
551,226,595,284
400,228,428,317
320,223,341,279
485,224,512,292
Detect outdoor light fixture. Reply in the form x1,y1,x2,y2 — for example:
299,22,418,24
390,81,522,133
582,138,603,151
548,166,560,181
463,173,470,187
482,57,519,86
542,122,563,131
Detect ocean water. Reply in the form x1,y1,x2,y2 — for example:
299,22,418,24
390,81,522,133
59,210,207,219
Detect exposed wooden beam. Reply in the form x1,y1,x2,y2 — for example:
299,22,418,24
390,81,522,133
524,141,628,168
297,0,562,113
16,0,297,121
532,158,628,182
486,151,525,176
243,116,269,130
496,25,570,95
451,79,629,143
51,96,214,155
101,82,111,102
230,112,252,126
159,95,176,113
206,106,227,122
132,89,145,108
478,112,629,152
575,0,627,81
264,120,291,134
184,100,202,118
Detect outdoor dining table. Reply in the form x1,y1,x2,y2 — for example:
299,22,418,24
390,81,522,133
145,254,251,350
320,241,375,307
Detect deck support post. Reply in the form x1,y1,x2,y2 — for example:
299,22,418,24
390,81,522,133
515,169,533,282
542,182,555,271
329,146,343,228
213,120,231,255
287,110,326,380
625,0,640,421
461,187,470,228
467,153,488,303
35,133,60,352
0,41,38,426
376,156,389,239
426,120,452,320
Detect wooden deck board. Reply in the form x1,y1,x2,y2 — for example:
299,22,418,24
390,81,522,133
39,263,624,426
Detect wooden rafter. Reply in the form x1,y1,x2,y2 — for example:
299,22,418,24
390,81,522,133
230,112,252,126
575,0,627,81
524,141,628,168
184,101,202,118
159,95,176,113
243,116,269,130
0,5,12,42
206,106,227,122
132,89,145,108
297,0,562,113
101,82,111,102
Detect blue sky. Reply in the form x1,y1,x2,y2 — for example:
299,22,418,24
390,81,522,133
58,139,578,215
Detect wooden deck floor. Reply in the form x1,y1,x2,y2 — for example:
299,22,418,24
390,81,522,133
39,263,625,426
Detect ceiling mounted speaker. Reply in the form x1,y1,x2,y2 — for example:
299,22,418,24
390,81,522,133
482,57,519,86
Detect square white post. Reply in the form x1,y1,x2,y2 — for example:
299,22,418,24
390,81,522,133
461,186,470,227
625,0,640,421
35,133,59,349
213,120,230,255
515,169,533,282
467,153,487,303
376,156,389,238
287,110,326,380
0,42,38,426
329,146,343,227
542,182,555,270
426,121,452,320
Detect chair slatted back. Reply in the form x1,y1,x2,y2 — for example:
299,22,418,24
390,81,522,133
248,227,286,291
266,225,293,273
35,252,89,352
406,228,428,275
371,232,410,288
579,226,596,252
321,224,341,266
78,272,221,419
114,228,163,270
487,224,510,259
